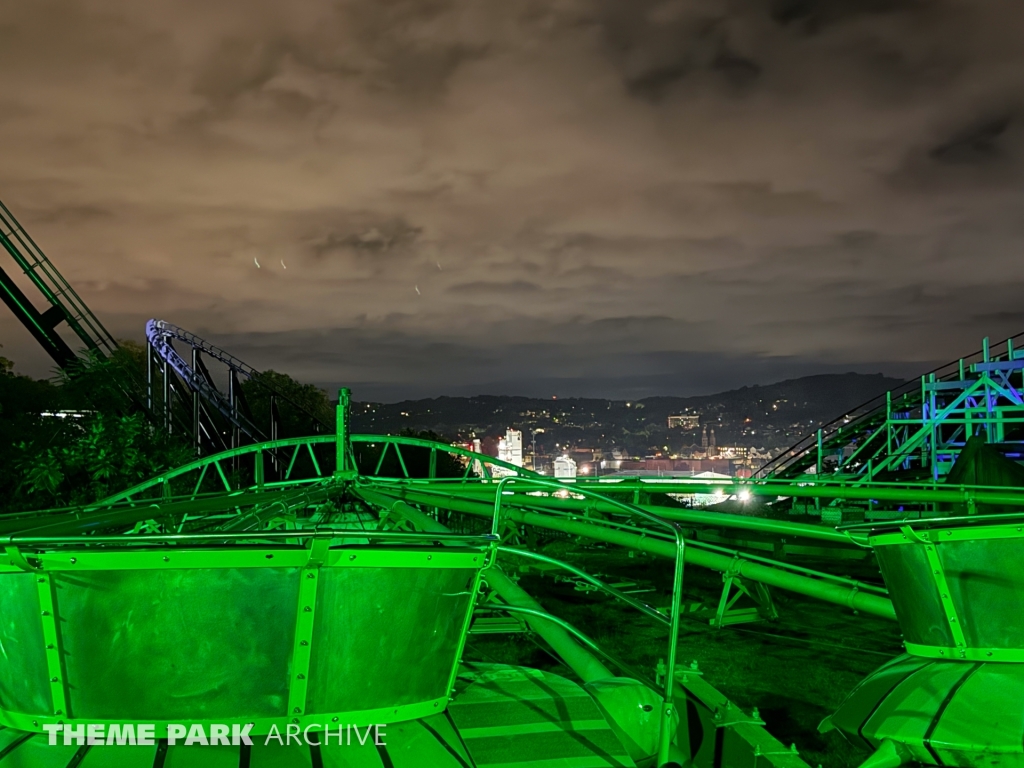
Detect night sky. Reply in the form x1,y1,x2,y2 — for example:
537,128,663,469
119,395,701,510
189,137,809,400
2,0,1023,401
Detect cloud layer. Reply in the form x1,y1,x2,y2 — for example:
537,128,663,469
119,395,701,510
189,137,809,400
2,0,1024,399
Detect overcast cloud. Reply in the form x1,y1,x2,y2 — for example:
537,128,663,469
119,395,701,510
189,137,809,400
2,0,1023,399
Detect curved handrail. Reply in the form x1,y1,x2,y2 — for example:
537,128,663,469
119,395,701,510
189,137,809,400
497,545,671,624
489,475,684,764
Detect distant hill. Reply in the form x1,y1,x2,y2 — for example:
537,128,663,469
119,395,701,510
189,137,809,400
350,372,904,454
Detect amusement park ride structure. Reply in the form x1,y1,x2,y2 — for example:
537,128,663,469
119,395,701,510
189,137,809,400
4,199,1024,768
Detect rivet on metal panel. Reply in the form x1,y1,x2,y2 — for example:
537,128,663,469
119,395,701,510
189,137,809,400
293,708,301,714
69,558,76,564
50,677,58,683
163,556,170,562
300,640,309,646
427,555,432,560
303,606,312,612
266,554,274,559
41,610,50,616
349,555,357,561
306,573,315,579
332,717,339,723
297,674,305,680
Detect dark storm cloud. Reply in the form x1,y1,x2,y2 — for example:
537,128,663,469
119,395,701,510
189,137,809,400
2,0,1024,399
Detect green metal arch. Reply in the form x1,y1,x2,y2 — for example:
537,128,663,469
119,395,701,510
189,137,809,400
83,433,540,511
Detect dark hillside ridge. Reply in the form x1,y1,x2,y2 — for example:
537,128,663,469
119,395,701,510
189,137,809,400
350,372,904,454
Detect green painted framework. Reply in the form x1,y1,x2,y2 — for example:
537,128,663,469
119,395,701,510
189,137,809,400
0,542,494,734
11,391,1024,758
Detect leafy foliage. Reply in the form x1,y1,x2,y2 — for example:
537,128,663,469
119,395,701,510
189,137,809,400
13,412,191,508
0,346,190,513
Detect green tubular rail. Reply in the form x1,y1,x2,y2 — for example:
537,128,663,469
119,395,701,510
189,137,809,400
492,474,685,766
380,479,861,544
72,433,539,511
497,545,672,625
409,474,1024,512
379,493,687,763
43,433,1024,524
3,431,902,619
24,425,1024,624
367,483,897,620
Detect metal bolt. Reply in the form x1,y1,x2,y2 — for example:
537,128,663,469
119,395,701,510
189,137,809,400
55,710,62,715
41,611,50,617
46,644,54,650
427,555,432,560
293,708,301,714
332,717,339,723
303,606,312,612
163,556,170,562
266,554,274,559
50,677,58,683
300,640,309,646
292,718,299,724
434,702,439,707
37,578,45,583
32,720,38,727
69,558,76,564
306,573,315,579
349,555,357,561
297,674,305,680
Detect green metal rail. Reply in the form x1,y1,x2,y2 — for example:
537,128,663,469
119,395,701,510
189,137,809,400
0,198,119,365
